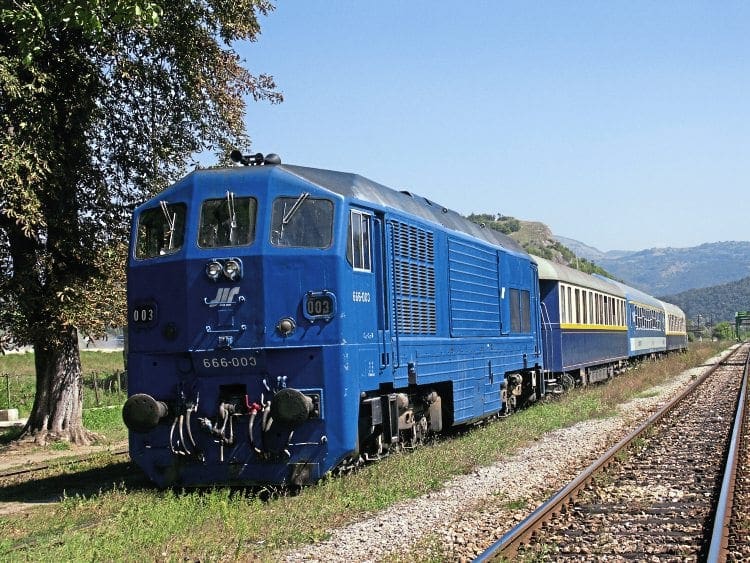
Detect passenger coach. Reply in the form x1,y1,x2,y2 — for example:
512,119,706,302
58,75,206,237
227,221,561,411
663,301,688,351
534,256,628,388
594,277,667,358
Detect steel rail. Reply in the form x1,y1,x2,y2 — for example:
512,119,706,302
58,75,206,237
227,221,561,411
473,344,746,562
707,346,749,563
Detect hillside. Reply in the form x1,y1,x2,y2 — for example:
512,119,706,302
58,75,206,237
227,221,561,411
661,276,750,324
466,214,611,276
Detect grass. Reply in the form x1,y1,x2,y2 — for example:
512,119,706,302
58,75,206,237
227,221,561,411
0,351,125,416
0,341,729,561
0,351,127,444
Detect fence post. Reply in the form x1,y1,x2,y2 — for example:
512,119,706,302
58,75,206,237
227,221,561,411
92,372,100,406
4,373,9,409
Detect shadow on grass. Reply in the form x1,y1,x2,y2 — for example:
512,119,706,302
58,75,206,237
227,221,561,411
0,461,153,506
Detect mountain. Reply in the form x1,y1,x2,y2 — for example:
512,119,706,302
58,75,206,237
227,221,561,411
466,214,613,277
661,276,750,323
554,236,634,262
553,238,750,296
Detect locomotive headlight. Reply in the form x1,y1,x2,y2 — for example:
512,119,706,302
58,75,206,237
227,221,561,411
223,258,242,280
277,317,296,336
206,260,223,281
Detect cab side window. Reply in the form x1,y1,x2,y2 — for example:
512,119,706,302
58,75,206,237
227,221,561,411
347,210,372,271
510,288,531,333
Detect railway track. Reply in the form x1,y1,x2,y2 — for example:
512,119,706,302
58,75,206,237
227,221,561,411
725,347,750,562
476,343,750,562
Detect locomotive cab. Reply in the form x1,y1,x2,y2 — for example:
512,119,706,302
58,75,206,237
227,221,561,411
125,161,358,486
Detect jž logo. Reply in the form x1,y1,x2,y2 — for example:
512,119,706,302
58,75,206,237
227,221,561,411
207,287,240,307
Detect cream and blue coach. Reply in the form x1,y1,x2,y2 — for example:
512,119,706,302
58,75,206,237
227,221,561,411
662,300,688,351
534,256,628,387
595,276,668,358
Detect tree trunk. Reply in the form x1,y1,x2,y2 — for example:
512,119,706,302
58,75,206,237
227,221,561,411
21,325,96,445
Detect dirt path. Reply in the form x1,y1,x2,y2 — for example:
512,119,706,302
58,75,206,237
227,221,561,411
0,439,128,473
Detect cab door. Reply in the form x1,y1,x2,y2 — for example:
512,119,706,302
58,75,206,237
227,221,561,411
371,213,391,370
349,209,391,379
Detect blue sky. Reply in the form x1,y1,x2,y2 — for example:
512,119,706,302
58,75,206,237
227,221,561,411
237,2,749,252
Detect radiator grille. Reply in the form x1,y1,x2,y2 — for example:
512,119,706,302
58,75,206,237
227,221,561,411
391,222,436,335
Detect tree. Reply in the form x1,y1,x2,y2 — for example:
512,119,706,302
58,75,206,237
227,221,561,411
0,1,281,444
711,322,734,341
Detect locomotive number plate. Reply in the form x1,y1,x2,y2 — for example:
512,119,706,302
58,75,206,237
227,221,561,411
304,291,336,321
201,355,258,369
193,350,264,373
131,302,157,326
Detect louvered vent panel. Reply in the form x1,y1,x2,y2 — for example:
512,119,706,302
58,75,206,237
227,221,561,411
448,238,501,336
391,221,436,335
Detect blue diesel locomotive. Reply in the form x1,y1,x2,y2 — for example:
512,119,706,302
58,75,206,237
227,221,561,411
123,154,545,487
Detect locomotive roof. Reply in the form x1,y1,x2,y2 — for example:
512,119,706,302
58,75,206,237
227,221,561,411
532,255,626,297
280,164,527,254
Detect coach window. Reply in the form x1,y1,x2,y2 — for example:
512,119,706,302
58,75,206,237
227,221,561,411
584,291,590,324
347,210,372,271
270,195,333,248
566,286,572,325
198,193,257,248
560,285,567,323
603,296,609,325
136,201,186,259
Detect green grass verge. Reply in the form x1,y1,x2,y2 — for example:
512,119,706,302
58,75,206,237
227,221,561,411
0,351,127,444
0,341,728,561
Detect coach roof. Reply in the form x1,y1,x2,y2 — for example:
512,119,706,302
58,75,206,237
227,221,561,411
532,255,625,297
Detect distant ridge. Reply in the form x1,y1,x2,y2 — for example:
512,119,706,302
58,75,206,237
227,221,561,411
661,276,750,323
554,237,750,296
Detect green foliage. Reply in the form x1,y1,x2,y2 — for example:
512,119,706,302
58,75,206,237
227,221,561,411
466,213,521,235
1,0,281,349
711,321,735,341
1,2,162,65
0,0,280,439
